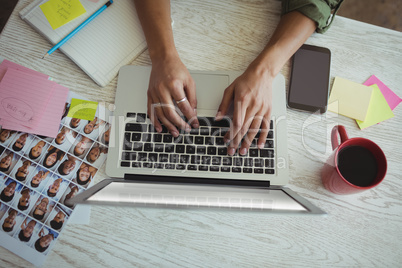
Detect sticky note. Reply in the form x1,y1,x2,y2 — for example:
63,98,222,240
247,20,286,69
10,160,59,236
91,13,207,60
363,75,402,110
67,98,98,120
40,0,86,30
328,77,373,121
355,84,394,129
0,69,53,128
0,59,49,81
1,83,69,138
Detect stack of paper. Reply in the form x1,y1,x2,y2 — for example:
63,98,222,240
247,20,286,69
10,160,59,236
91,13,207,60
328,76,400,129
0,60,69,137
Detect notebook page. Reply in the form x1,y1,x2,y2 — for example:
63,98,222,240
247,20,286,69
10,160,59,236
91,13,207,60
20,0,147,87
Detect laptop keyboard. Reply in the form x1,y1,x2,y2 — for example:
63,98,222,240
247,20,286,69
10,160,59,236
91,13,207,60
120,113,275,174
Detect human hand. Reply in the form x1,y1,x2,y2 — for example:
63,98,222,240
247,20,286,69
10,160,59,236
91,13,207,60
216,66,274,156
147,56,199,137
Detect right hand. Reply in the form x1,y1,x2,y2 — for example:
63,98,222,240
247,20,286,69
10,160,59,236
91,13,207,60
147,56,199,136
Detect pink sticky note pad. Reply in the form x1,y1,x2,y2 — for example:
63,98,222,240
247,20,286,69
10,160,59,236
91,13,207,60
364,75,402,110
0,59,49,80
1,83,69,138
0,69,54,128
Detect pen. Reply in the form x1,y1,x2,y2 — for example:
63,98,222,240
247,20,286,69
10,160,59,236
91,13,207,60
42,0,114,59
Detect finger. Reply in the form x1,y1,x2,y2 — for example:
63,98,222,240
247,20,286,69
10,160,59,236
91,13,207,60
183,78,199,128
257,110,272,149
224,94,247,144
240,115,263,155
147,95,162,132
157,87,191,132
216,83,234,120
160,83,192,132
154,103,181,137
228,110,255,156
176,100,197,130
160,102,191,134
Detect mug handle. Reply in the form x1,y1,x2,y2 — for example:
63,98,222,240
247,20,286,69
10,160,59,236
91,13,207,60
331,125,349,150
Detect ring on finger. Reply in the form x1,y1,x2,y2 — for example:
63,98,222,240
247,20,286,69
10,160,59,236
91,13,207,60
176,97,187,104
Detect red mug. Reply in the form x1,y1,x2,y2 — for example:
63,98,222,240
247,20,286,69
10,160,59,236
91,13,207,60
321,125,387,194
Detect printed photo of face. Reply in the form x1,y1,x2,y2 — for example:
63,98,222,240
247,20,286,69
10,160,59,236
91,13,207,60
42,146,65,170
83,117,98,134
2,208,17,232
0,180,17,203
86,143,107,168
17,188,31,211
0,129,16,145
53,126,78,152
14,159,33,182
69,118,81,129
49,210,65,230
61,184,79,208
55,127,69,145
74,163,97,187
27,139,48,161
18,218,37,242
47,178,63,198
34,228,56,253
0,151,14,173
71,136,93,158
31,197,52,222
82,117,106,140
30,169,50,189
12,133,30,152
57,155,79,177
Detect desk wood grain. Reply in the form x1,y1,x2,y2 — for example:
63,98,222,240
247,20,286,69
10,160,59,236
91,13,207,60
0,0,401,267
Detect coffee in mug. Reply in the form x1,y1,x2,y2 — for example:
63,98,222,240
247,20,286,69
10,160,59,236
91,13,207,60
321,125,387,194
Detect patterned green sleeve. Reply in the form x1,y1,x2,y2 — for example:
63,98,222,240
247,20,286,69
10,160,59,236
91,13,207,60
281,0,344,33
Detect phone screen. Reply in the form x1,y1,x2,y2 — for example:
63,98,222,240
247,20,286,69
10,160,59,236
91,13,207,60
288,44,331,113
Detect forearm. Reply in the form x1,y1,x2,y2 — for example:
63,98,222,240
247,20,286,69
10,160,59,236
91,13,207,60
250,11,316,78
133,0,178,63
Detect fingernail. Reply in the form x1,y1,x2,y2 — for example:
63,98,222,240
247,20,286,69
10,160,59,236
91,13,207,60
240,148,247,155
156,126,162,132
192,122,199,128
228,148,235,156
172,131,179,137
215,111,222,120
258,143,264,149
185,126,191,133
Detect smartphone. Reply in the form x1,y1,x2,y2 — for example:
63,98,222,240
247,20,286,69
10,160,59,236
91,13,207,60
287,44,331,113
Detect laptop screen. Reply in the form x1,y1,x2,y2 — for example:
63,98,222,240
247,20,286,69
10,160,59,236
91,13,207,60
87,182,308,212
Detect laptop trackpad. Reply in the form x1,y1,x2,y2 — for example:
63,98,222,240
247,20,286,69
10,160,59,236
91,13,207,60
193,73,230,111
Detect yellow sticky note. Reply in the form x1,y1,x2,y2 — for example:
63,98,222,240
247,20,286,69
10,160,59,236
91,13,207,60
40,0,86,30
328,77,373,121
67,98,98,121
356,84,394,129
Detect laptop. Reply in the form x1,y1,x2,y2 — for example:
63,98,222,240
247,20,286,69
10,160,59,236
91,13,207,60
67,65,325,214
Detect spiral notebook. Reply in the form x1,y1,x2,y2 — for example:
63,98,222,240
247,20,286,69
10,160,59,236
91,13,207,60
19,0,147,87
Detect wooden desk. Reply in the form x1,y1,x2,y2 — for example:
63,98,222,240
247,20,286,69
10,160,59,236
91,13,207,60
1,0,401,267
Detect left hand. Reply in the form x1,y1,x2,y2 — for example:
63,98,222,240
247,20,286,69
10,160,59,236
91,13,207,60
216,64,274,156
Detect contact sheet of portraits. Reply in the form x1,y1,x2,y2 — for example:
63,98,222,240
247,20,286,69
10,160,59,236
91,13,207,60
0,92,111,266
